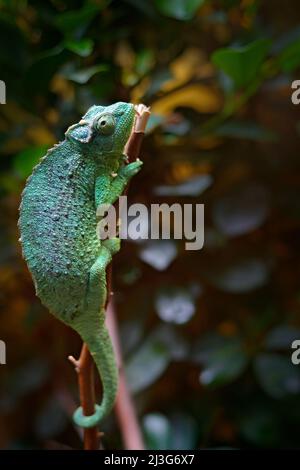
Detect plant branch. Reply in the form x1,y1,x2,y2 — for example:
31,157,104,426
109,103,151,450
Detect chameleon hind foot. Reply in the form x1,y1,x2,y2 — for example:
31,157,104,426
102,237,120,255
73,404,102,428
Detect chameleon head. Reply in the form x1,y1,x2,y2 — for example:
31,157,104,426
65,102,135,154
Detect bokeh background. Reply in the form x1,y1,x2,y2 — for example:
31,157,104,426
1,0,300,450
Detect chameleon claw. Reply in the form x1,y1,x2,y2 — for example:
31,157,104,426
123,154,129,163
111,172,118,178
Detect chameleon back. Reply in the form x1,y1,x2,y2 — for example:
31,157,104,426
19,140,100,323
18,102,135,325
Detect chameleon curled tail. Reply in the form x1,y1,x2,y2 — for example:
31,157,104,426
72,308,118,428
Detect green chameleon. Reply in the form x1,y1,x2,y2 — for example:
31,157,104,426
18,102,142,428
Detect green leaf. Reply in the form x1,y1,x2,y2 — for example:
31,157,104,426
14,145,48,179
62,64,108,84
125,329,172,393
254,353,300,399
278,38,300,72
144,413,197,450
212,39,271,88
64,38,94,57
265,325,300,350
143,414,172,450
155,287,196,324
139,240,177,271
169,414,198,450
240,407,281,447
194,334,248,387
54,4,100,36
0,17,26,75
24,46,67,93
207,258,269,293
155,0,206,21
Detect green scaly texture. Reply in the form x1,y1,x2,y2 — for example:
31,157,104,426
18,102,143,427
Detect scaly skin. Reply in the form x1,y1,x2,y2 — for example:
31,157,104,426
18,102,143,427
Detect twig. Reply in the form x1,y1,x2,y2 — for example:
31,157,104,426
109,104,151,450
68,345,100,449
69,104,150,450
106,300,145,450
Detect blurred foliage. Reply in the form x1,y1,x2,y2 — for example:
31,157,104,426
1,0,300,450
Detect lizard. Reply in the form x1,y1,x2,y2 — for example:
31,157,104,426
18,102,143,428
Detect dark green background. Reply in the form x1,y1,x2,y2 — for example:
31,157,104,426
1,0,300,449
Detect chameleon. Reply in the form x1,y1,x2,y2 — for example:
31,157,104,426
18,102,143,428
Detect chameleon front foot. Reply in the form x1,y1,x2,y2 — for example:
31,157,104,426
73,404,102,428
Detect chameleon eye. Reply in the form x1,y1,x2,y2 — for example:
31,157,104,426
94,113,115,135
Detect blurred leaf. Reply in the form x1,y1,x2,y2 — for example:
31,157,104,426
194,334,248,387
135,48,155,75
254,353,300,399
145,113,165,133
54,4,100,36
125,329,172,393
212,39,271,88
169,413,198,449
61,64,108,84
212,183,269,237
143,413,171,450
155,287,196,324
154,174,212,196
120,319,145,357
215,121,277,142
64,38,94,57
163,117,191,136
207,258,269,293
278,38,300,72
162,48,208,93
144,413,197,450
240,407,281,447
272,26,300,54
155,325,189,361
265,325,300,350
139,240,177,271
24,46,67,93
152,84,221,115
146,69,173,97
34,398,68,439
13,145,48,179
0,17,26,75
154,0,205,21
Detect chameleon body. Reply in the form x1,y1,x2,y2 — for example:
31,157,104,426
18,102,142,427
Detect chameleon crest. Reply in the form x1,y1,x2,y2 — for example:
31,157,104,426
18,102,143,427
